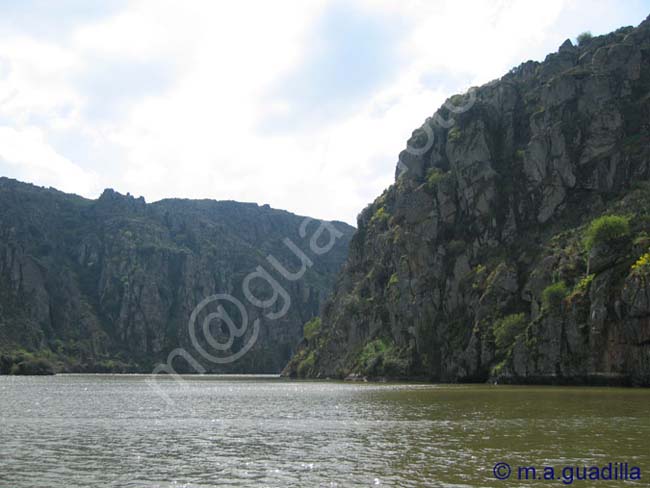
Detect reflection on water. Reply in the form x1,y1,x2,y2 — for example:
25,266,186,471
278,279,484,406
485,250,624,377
0,375,648,487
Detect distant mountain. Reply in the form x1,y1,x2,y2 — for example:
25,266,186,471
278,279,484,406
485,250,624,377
285,16,650,386
0,178,354,374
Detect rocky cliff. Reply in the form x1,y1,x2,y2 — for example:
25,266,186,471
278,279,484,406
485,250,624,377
0,178,354,373
284,18,650,385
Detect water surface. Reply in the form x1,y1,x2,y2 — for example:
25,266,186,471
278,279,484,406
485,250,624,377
1,375,648,487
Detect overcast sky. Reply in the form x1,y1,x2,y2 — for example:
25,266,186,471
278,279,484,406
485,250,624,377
0,0,648,225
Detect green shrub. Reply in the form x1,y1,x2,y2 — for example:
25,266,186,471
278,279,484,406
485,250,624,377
493,313,527,350
357,338,393,371
576,31,592,45
575,274,593,292
575,274,594,292
491,359,508,377
371,206,389,224
424,167,450,192
542,281,568,311
358,339,389,367
567,274,595,303
297,351,316,377
448,127,461,142
303,317,321,341
584,215,630,251
356,338,406,376
10,357,54,375
388,272,399,287
426,168,444,184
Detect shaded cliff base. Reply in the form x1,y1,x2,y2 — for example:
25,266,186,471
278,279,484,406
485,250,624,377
0,348,143,375
330,373,645,387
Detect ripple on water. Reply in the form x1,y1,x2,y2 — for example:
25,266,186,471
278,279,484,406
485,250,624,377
1,376,649,487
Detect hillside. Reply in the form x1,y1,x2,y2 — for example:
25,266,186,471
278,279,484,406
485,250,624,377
284,18,650,385
0,178,354,374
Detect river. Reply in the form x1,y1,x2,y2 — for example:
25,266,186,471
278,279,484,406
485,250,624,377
1,375,648,487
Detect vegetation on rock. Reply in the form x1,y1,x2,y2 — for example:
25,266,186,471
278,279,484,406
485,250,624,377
284,16,650,386
493,313,527,351
542,282,569,312
303,317,322,342
584,215,631,251
0,178,354,374
576,31,593,45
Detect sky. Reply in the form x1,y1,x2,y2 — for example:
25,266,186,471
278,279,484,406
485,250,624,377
0,0,648,225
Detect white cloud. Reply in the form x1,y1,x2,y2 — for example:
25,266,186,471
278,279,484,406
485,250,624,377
0,36,82,127
0,126,99,194
0,0,647,224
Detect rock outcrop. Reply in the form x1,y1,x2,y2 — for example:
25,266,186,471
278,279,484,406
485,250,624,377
0,178,354,373
284,18,650,385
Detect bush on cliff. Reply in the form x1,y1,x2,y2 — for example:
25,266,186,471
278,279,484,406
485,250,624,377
9,357,54,375
303,317,321,342
370,206,389,225
584,215,630,251
356,338,407,377
297,351,316,378
576,31,592,45
542,281,568,312
493,313,527,351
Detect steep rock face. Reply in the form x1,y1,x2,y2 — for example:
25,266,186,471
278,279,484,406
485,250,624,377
0,179,354,373
285,18,650,385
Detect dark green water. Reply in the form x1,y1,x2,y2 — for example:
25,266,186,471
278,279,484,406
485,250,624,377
0,375,648,487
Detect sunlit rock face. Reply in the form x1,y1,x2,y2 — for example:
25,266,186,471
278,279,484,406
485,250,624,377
285,18,650,386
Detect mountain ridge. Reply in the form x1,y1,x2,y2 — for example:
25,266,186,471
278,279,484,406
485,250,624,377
0,177,354,374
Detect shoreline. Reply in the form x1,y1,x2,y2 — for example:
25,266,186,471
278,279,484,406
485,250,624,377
2,371,649,387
